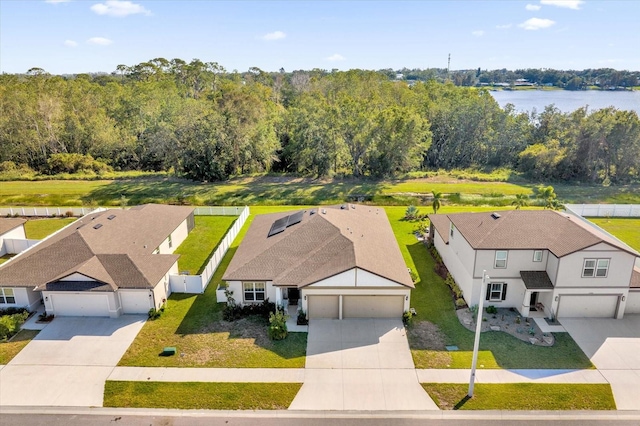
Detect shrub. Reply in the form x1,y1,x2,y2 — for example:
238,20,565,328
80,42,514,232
46,153,112,175
402,310,413,327
455,298,467,308
0,311,29,340
267,310,288,340
296,309,308,325
0,307,28,317
404,205,420,221
486,305,498,314
148,303,166,320
64,210,74,217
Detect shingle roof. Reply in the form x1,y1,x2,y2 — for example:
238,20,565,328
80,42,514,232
0,218,27,235
0,204,190,291
631,267,640,289
520,271,554,290
223,205,413,288
428,210,640,258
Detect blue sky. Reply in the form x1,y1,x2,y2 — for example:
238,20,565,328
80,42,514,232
1,0,638,74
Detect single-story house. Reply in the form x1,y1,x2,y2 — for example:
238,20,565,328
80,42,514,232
429,210,640,319
0,204,194,317
0,218,27,257
223,205,414,319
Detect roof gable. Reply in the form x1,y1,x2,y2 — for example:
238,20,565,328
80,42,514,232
0,218,27,235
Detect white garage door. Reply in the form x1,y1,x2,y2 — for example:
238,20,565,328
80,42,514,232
308,295,339,319
52,293,110,317
120,291,151,314
343,295,404,318
625,291,640,314
558,294,619,318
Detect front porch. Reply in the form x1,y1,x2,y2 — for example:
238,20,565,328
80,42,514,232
520,271,555,320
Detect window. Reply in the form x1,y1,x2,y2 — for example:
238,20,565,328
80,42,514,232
168,234,173,249
486,282,507,302
583,258,609,277
533,250,543,262
0,288,16,304
243,282,265,302
495,251,508,268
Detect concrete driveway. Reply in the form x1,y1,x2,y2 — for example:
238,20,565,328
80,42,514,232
289,318,437,411
561,315,640,410
0,316,145,407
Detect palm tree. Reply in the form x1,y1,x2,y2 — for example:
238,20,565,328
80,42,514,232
512,193,529,210
432,191,442,214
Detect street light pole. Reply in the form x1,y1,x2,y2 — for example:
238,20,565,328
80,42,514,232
468,269,489,398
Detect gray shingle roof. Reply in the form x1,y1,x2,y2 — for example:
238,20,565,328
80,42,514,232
0,218,27,235
0,204,190,291
520,271,554,290
429,210,640,258
224,205,413,288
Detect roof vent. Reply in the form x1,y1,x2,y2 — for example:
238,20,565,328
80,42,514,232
309,210,316,215
107,214,116,220
340,204,347,210
93,223,103,229
491,212,501,220
321,209,327,214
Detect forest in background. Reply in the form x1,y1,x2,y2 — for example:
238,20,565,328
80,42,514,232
1,60,639,184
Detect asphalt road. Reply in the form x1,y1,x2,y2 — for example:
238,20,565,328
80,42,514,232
2,411,640,426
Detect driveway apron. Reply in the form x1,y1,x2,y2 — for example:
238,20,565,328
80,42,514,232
289,318,438,410
0,316,145,407
562,315,640,410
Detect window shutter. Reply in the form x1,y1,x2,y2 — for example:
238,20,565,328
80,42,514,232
485,283,491,301
501,283,508,301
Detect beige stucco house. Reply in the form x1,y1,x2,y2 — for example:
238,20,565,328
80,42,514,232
223,205,414,319
429,210,640,319
0,204,194,317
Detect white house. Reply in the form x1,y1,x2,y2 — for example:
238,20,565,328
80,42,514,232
0,204,194,317
223,205,414,319
0,218,27,257
429,210,639,319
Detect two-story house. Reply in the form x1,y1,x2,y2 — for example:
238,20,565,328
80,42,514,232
429,210,640,319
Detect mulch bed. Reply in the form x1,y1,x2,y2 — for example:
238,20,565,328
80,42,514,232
456,307,555,346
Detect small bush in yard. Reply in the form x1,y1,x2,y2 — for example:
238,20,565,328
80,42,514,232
268,310,288,340
402,310,413,327
455,298,467,308
0,311,29,340
486,305,498,314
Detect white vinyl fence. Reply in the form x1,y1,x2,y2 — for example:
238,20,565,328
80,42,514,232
0,206,100,217
565,204,640,218
170,206,250,294
3,238,40,254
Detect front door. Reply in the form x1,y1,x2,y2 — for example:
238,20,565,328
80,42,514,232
287,288,300,305
529,292,537,311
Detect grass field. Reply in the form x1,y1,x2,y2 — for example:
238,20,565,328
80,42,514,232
589,218,640,252
174,215,237,274
2,174,639,207
0,329,39,364
104,381,302,409
423,383,616,410
23,218,76,239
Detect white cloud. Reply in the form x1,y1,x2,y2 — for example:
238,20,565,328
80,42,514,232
45,0,71,3
472,30,484,37
261,31,286,41
87,37,113,45
525,4,541,11
326,54,345,62
519,17,556,30
540,0,584,10
64,39,78,47
90,0,150,17
496,23,512,29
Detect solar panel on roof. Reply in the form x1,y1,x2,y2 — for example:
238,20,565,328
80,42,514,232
287,211,304,227
267,215,289,237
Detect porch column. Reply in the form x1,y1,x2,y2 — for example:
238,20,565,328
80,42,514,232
521,290,531,318
275,287,282,307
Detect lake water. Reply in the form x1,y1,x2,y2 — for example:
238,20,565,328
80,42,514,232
490,90,640,114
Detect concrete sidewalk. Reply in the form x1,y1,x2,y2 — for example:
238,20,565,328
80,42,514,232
109,367,305,383
417,368,608,384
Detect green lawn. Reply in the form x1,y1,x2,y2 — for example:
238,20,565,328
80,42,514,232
118,210,307,368
0,329,39,364
23,218,76,239
2,174,639,207
423,383,616,410
104,381,301,410
384,205,593,370
0,254,14,265
589,218,640,252
174,216,237,274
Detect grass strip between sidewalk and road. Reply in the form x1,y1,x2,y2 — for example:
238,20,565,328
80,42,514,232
0,329,39,364
423,383,616,410
104,381,302,410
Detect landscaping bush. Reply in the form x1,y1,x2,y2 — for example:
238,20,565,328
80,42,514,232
223,289,277,322
267,310,288,340
455,298,467,309
486,305,498,314
402,310,413,327
0,311,29,340
404,205,420,221
0,307,28,317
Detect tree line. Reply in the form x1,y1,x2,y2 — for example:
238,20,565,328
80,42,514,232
0,60,639,183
